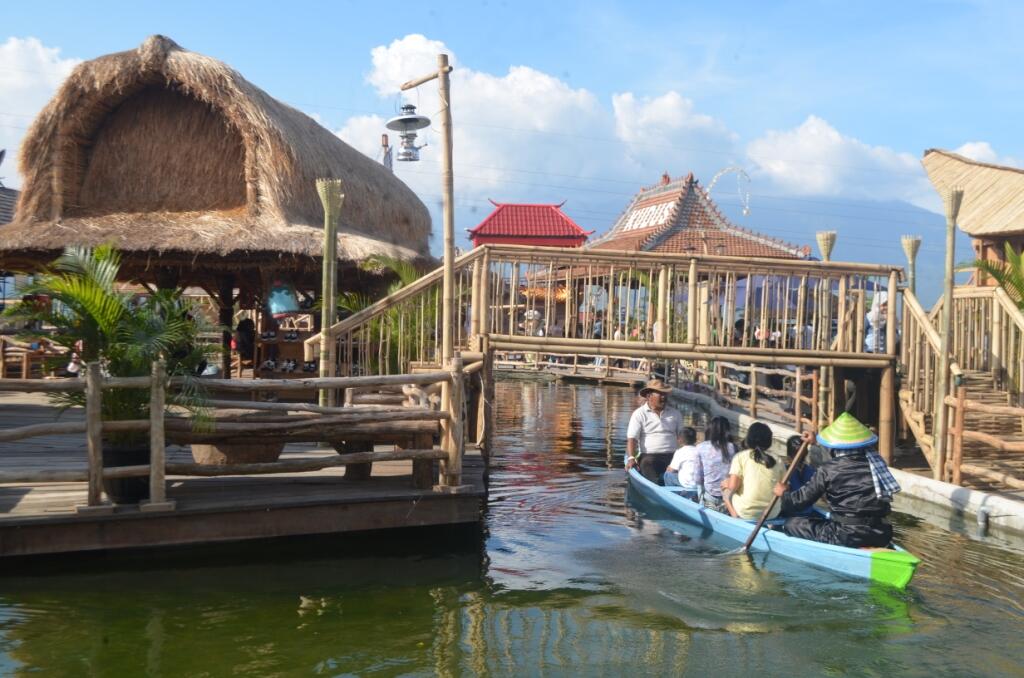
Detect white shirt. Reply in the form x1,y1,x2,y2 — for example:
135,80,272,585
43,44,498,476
626,403,684,457
667,444,700,488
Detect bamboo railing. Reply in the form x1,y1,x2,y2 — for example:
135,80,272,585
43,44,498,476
0,357,480,512
306,245,901,377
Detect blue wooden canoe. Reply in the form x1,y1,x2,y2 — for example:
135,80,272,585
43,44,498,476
627,468,919,590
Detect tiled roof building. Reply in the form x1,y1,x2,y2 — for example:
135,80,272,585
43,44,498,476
589,172,810,259
468,201,593,248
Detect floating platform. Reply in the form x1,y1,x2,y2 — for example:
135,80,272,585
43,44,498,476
0,393,485,559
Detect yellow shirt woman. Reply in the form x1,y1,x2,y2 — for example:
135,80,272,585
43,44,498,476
725,448,786,519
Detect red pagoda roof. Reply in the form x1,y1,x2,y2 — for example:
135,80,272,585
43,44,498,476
468,201,593,247
589,173,810,259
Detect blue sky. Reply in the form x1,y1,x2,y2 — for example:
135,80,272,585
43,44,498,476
0,1,1019,298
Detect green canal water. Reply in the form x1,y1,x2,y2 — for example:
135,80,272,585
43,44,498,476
1,380,1023,676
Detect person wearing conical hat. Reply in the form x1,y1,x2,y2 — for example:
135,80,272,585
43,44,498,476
625,378,686,484
772,412,901,548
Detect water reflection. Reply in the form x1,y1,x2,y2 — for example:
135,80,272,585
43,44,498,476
0,380,1021,676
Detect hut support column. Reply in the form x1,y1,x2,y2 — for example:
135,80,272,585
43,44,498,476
217,274,235,380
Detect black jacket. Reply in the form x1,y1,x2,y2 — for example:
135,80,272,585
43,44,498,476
780,453,891,521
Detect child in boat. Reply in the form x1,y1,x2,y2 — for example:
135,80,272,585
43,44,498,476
693,416,736,512
772,413,900,548
722,422,786,520
780,435,818,518
663,427,700,500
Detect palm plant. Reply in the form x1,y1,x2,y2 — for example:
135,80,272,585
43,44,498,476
3,245,216,445
960,243,1024,307
335,254,429,373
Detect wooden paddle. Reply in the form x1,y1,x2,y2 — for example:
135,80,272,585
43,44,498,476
741,438,811,552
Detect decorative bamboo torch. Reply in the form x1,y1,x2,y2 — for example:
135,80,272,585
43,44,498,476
317,178,345,407
933,186,964,482
901,235,922,296
816,230,837,262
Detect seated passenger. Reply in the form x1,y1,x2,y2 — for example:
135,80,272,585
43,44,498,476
781,435,818,518
664,427,700,501
722,422,786,520
693,416,737,513
772,413,900,548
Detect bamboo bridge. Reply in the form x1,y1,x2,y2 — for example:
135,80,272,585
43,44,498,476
307,244,1024,494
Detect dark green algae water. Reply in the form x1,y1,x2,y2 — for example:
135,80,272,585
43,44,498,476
1,380,1023,677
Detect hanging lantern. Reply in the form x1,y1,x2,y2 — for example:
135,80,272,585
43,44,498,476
266,279,300,319
385,104,431,162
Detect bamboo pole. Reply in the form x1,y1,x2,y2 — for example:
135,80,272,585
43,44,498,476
657,265,669,342
934,187,964,481
878,271,898,463
85,362,104,508
487,336,890,367
317,178,344,406
163,449,447,477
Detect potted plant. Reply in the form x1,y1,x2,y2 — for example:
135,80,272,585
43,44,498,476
3,245,215,503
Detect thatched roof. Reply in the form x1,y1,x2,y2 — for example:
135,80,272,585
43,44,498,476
922,149,1024,237
0,35,431,276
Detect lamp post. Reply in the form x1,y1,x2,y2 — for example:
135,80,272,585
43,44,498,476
399,55,456,364
933,187,964,482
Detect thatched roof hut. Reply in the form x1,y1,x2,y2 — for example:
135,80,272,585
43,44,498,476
922,149,1024,284
0,35,432,297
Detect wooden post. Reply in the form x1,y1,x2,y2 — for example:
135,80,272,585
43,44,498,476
317,178,344,407
77,362,112,514
992,302,1003,388
934,187,964,481
878,271,898,463
216,274,235,379
951,385,966,485
687,259,698,343
470,258,482,337
795,367,803,434
811,369,820,432
749,365,758,419
439,355,465,488
141,359,174,512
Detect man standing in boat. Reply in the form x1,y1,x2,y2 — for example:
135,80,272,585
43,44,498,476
772,413,901,548
625,379,685,484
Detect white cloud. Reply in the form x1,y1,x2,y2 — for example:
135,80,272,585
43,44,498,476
954,141,1019,168
746,115,933,208
338,34,736,242
0,37,80,188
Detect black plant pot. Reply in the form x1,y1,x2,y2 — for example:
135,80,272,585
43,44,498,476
102,442,150,504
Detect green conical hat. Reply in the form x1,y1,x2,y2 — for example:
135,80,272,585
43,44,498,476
817,412,878,449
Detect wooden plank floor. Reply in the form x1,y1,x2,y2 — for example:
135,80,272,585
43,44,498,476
0,391,486,557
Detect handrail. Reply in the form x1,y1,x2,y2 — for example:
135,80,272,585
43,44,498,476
994,287,1024,333
480,244,903,275
903,288,963,380
304,247,484,357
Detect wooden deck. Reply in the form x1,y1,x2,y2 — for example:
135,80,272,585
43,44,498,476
0,392,485,558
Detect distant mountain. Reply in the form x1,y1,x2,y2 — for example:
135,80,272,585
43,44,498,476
713,195,972,306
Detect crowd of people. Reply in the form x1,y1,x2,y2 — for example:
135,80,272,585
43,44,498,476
625,379,900,549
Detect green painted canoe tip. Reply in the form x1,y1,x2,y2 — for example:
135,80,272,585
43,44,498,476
870,550,921,590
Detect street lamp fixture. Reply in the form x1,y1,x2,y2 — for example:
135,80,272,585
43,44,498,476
385,104,431,162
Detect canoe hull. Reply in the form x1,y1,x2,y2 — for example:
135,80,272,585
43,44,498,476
627,469,919,590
